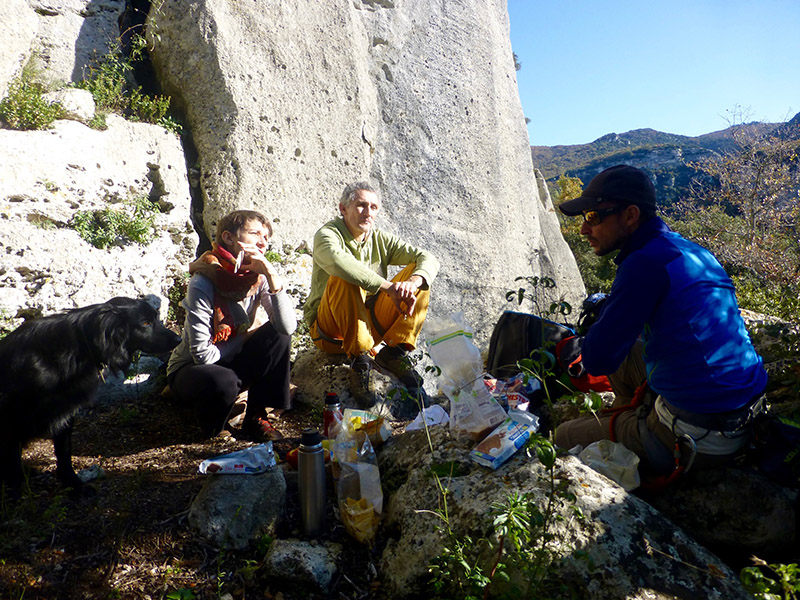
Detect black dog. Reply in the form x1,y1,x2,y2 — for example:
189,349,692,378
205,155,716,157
0,297,181,496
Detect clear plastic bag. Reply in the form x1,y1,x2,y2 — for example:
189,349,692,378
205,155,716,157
333,417,383,545
579,440,641,491
428,314,507,439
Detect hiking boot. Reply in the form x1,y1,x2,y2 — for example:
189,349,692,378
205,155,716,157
240,417,283,442
350,354,380,408
375,345,424,389
388,385,432,420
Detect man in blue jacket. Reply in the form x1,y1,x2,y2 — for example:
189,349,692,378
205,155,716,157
554,165,767,476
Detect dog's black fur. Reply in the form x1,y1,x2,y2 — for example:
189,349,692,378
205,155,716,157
0,297,181,496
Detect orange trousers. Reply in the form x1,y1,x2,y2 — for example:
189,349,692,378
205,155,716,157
310,263,430,357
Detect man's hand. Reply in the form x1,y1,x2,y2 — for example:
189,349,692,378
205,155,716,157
381,275,423,317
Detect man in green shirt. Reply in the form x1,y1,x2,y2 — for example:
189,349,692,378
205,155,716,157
305,182,439,406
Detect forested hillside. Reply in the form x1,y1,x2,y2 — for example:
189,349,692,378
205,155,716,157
532,118,788,206
548,113,800,326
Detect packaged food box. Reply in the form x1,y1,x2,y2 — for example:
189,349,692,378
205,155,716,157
470,411,539,470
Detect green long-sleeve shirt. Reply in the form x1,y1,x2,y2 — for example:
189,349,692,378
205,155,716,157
303,218,440,326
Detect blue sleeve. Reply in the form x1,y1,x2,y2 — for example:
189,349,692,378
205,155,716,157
582,254,669,375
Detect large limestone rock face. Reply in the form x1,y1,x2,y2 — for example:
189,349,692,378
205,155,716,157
149,0,585,337
25,0,127,86
0,115,197,324
0,0,38,98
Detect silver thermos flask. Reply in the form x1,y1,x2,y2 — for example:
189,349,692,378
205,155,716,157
298,428,326,537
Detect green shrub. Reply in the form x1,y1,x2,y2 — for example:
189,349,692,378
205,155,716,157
731,272,800,325
77,35,181,135
70,195,159,249
741,559,800,600
0,61,63,130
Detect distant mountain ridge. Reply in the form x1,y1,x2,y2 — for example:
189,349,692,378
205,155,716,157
531,117,796,205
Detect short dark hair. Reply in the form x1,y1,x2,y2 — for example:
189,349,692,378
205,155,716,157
635,203,657,222
340,181,376,207
215,210,272,251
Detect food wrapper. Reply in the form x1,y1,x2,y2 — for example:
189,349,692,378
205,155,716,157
343,408,391,448
199,442,275,474
484,373,536,412
405,404,450,431
340,497,380,545
333,423,383,545
470,411,539,470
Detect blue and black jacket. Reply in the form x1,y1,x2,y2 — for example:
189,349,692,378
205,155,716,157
582,217,767,413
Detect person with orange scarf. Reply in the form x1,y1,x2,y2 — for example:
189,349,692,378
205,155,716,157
167,210,297,441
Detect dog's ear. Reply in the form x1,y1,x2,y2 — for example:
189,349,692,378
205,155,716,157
92,303,133,373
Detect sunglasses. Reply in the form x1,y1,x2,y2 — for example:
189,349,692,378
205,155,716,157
581,206,625,226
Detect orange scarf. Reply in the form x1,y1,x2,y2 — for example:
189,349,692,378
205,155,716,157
189,244,264,343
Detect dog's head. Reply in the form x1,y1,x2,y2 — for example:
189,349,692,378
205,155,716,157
94,297,181,373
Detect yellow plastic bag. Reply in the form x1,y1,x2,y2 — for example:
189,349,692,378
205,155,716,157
332,418,384,545
339,497,380,545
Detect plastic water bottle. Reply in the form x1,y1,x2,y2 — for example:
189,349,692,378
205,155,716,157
298,428,326,537
323,392,343,439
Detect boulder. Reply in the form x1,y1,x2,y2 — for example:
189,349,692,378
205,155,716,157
147,0,585,341
42,87,95,123
377,426,754,600
264,539,342,594
0,0,38,98
646,466,798,556
0,114,197,327
189,468,287,550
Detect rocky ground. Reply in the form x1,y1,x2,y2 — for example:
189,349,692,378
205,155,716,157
1,307,797,600
0,370,408,600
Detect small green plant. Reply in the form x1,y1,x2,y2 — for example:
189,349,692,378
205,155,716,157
741,558,800,600
0,59,63,130
507,275,574,407
427,436,585,599
70,195,159,249
254,533,274,557
77,33,181,135
506,275,571,320
263,249,282,263
166,274,190,327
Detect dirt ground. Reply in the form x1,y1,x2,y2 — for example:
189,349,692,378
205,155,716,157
0,381,395,600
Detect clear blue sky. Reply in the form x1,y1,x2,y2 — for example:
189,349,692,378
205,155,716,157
508,0,800,147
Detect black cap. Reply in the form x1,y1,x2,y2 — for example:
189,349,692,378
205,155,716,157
301,428,323,447
558,165,656,216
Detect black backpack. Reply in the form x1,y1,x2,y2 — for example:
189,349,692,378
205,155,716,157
486,310,575,380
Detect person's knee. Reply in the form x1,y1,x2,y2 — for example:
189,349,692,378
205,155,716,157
553,422,571,449
207,368,241,400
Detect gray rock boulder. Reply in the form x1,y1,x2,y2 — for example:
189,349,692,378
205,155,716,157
189,469,287,550
377,426,753,600
42,87,95,123
147,0,585,341
264,539,342,594
0,114,197,327
647,467,798,555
